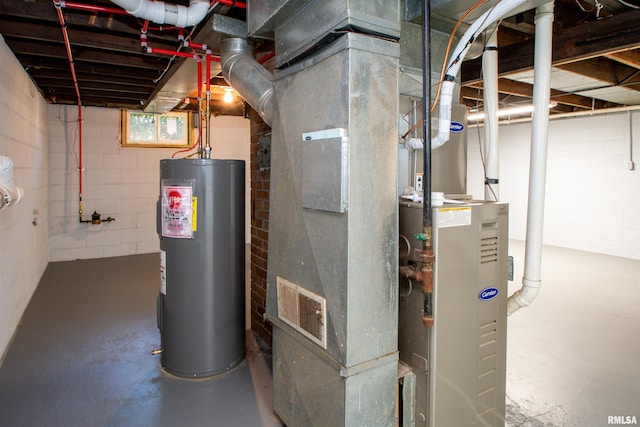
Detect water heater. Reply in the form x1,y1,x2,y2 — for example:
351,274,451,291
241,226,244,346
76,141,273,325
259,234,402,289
157,159,245,378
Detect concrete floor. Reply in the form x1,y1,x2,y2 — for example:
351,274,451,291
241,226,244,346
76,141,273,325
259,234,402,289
0,242,637,426
0,254,283,427
505,241,640,426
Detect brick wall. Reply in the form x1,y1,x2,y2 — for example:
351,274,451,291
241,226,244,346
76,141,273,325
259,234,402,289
249,109,272,345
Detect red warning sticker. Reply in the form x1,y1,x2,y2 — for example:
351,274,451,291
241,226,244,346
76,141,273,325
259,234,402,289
161,185,193,238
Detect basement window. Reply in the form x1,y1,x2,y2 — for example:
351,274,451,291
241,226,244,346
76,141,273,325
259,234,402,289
121,110,193,147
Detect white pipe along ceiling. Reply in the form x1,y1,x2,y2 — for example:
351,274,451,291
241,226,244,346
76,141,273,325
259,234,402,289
109,0,210,28
432,0,530,149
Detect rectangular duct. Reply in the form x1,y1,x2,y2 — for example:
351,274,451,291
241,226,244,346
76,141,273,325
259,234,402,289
266,30,400,426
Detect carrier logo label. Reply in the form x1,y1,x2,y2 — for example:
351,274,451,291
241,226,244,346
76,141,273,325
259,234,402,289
450,121,465,132
479,287,499,301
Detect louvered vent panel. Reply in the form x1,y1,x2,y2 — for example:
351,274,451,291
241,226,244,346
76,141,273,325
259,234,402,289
480,237,498,264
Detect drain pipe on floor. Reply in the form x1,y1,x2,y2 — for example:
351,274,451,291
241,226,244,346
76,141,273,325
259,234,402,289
507,1,554,315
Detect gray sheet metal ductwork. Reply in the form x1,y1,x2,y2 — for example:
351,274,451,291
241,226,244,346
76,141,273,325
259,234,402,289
220,38,274,126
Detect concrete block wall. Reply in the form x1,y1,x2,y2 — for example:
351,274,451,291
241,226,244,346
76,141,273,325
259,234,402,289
468,112,640,260
0,36,50,358
48,106,250,262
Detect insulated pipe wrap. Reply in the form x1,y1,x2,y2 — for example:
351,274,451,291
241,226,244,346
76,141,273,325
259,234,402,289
221,38,274,126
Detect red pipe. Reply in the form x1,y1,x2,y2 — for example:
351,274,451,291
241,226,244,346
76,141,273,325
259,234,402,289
206,51,211,94
197,56,203,100
183,40,208,50
54,1,84,220
212,0,247,9
146,46,199,59
60,1,130,16
259,50,275,64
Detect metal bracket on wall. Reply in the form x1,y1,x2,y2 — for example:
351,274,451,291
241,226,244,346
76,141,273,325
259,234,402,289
258,133,272,172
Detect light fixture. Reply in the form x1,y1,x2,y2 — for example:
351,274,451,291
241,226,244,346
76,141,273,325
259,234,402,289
468,102,557,122
223,88,234,103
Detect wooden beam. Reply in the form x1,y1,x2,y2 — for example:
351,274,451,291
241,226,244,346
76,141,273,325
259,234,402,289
5,39,169,70
0,1,176,41
463,78,618,109
462,9,640,84
556,58,640,92
0,19,178,54
606,49,640,69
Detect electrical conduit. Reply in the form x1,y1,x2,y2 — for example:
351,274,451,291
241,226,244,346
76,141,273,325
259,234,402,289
507,1,554,315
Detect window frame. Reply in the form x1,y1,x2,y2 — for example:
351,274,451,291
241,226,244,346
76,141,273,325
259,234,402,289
120,110,193,148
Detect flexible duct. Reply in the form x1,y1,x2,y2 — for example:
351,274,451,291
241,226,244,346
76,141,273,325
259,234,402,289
483,29,499,201
507,1,554,315
220,38,274,127
0,156,24,210
109,0,209,28
432,0,529,148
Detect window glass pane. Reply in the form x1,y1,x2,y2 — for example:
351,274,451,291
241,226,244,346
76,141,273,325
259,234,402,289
128,113,157,141
121,110,191,147
159,115,184,141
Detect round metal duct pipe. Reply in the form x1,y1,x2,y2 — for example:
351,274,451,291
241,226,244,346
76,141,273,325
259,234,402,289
220,38,274,126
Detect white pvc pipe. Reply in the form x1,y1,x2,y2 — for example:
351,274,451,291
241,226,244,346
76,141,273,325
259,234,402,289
0,156,24,210
432,0,528,148
507,1,554,315
109,0,209,28
483,29,499,201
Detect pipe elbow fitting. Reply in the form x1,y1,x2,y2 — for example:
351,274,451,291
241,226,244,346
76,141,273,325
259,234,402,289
0,186,24,210
221,38,275,126
177,1,209,27
507,278,541,315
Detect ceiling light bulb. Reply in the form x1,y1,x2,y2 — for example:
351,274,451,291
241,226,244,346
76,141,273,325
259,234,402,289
224,89,233,103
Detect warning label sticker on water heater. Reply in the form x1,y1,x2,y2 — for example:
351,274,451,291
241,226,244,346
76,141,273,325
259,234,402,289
161,185,193,238
437,207,472,228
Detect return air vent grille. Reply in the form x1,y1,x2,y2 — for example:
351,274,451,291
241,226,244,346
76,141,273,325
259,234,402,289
277,276,327,349
480,237,498,264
